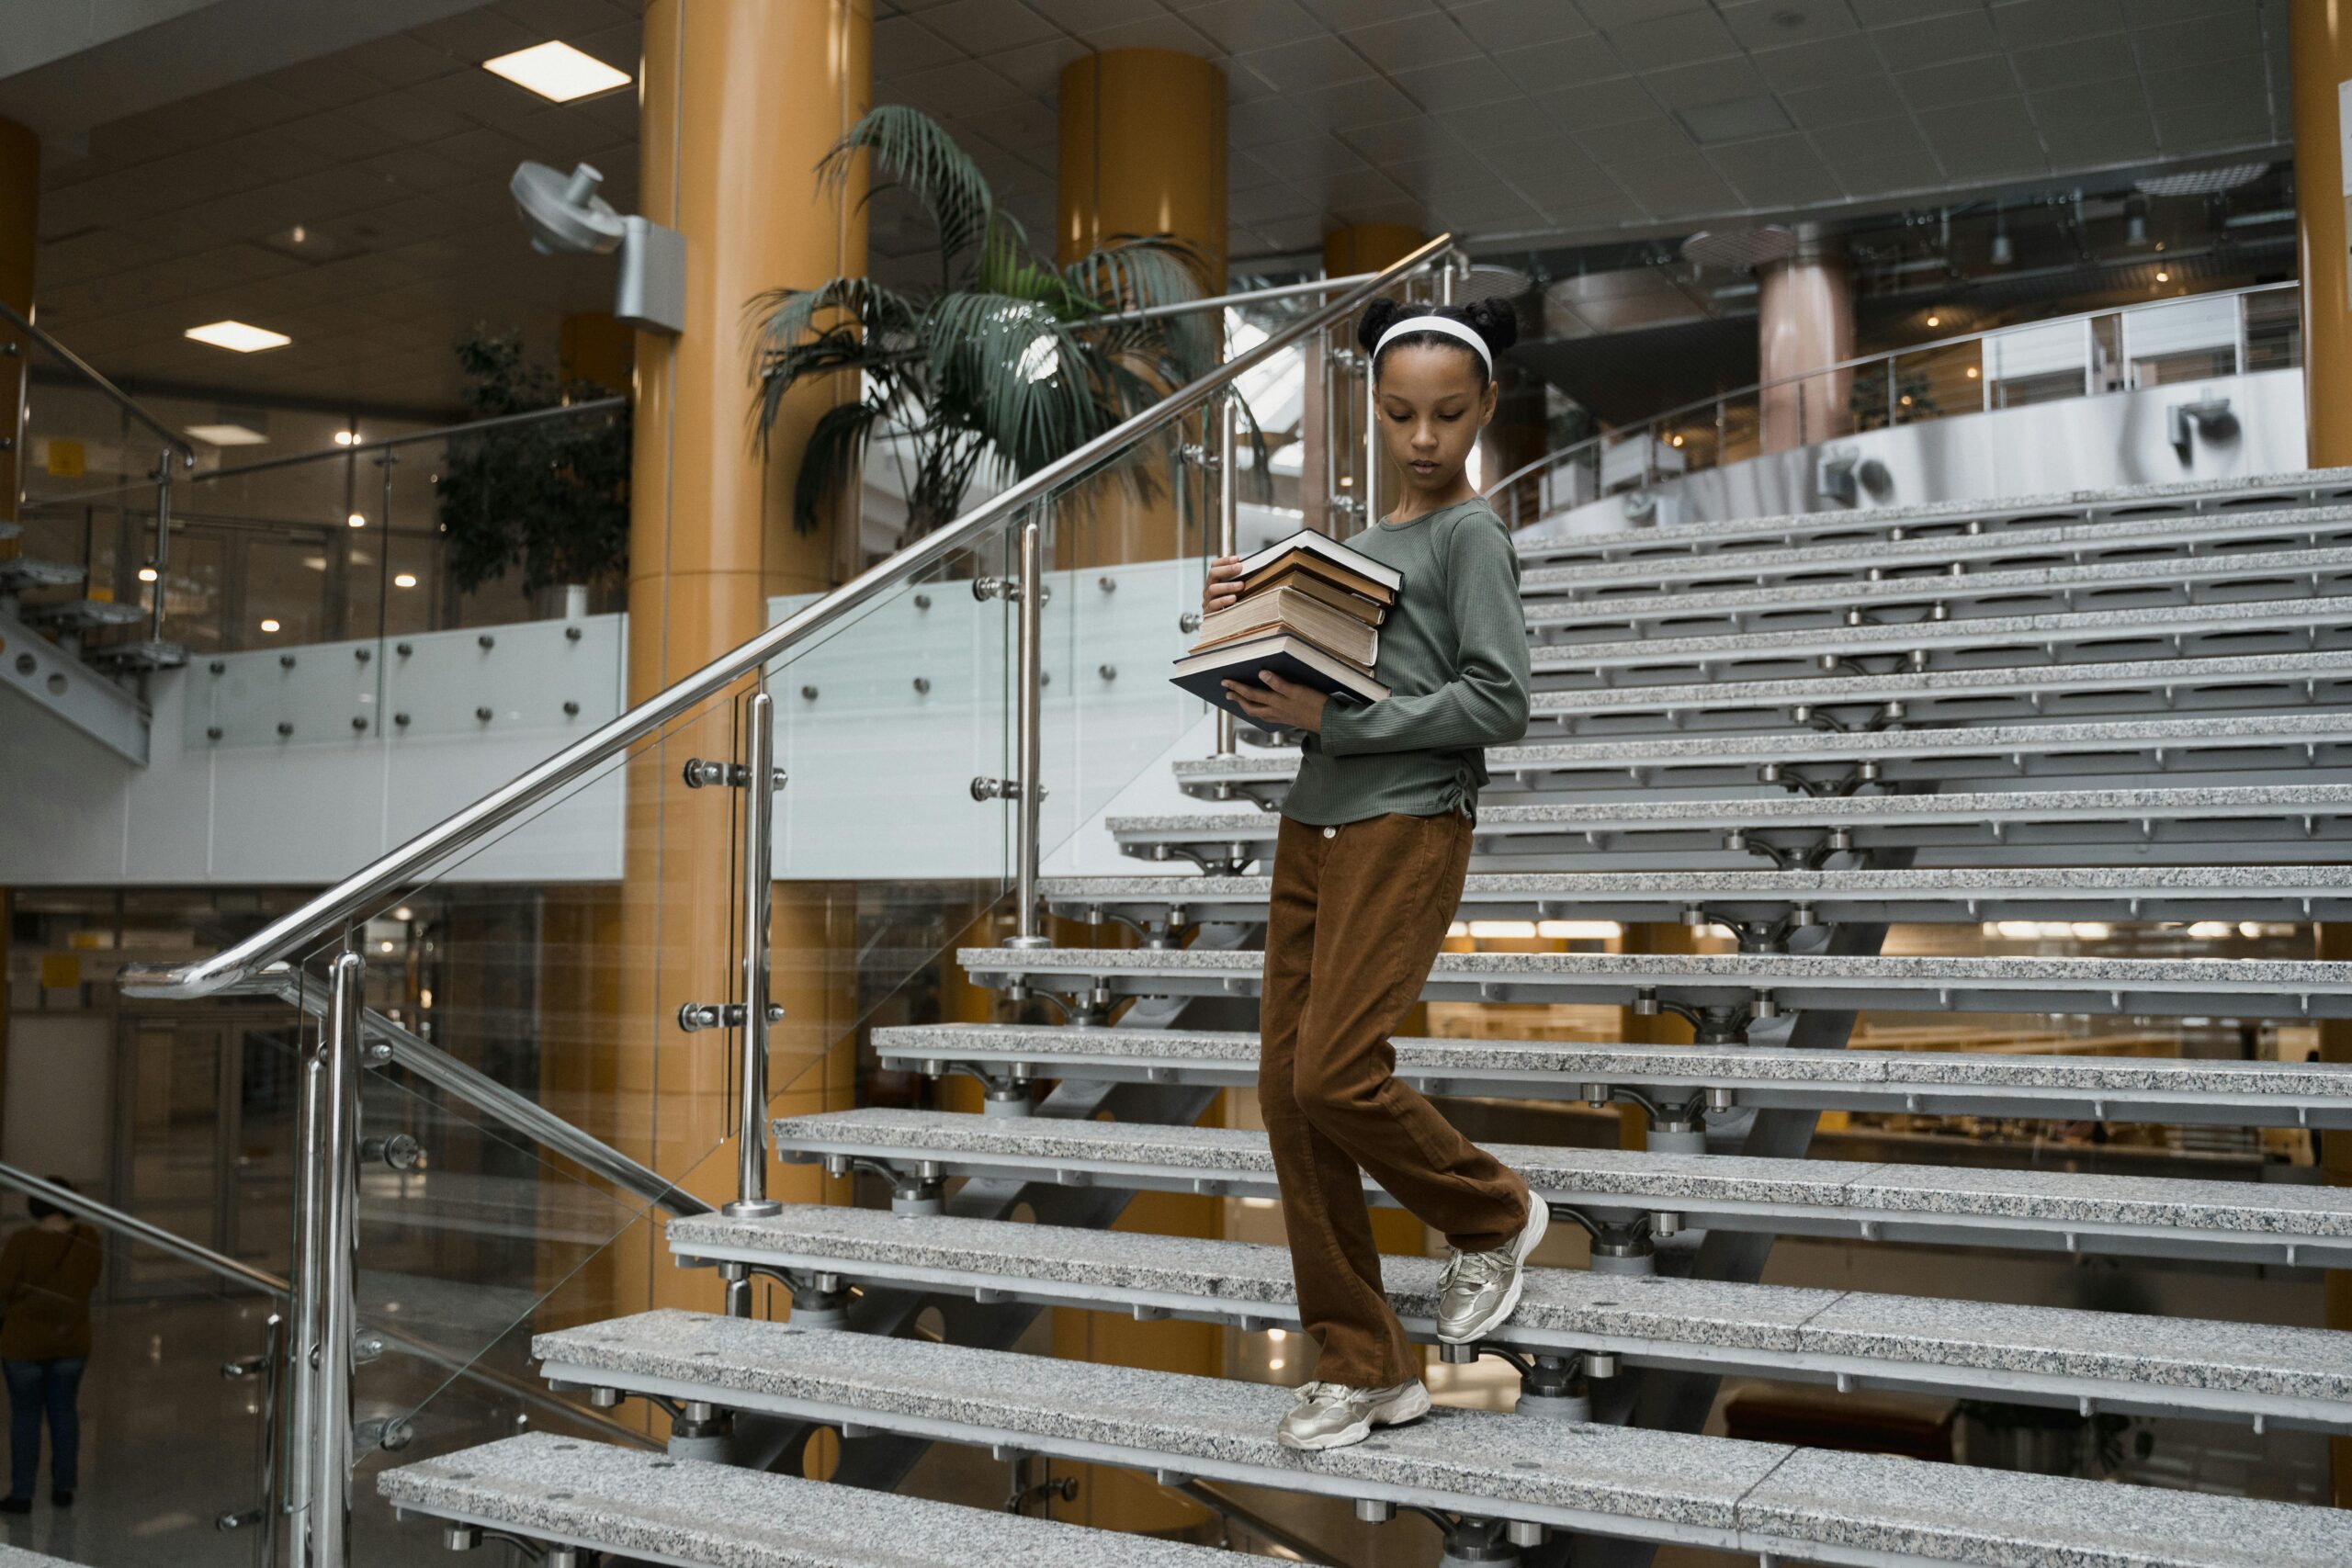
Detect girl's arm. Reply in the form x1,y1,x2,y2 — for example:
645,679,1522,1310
1318,511,1531,755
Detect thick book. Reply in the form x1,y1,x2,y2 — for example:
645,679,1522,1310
1193,586,1378,670
1239,564,1387,626
1235,529,1400,605
1170,633,1391,728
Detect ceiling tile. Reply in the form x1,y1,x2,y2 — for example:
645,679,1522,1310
2038,118,2159,168
1832,150,1947,196
1295,0,1431,26
1846,0,1984,23
342,91,479,145
1080,14,1227,51
1574,114,1695,164
1537,76,1657,129
875,16,967,73
1343,12,1484,72
1600,7,1741,70
1898,55,2021,109
1176,0,1329,54
1494,32,1629,93
1679,96,1794,143
340,33,467,89
1235,33,1382,94
1991,0,2125,48
1388,55,1518,108
2152,95,2278,152
2010,32,2138,90
1644,55,1770,108
1442,0,1595,52
1751,34,1885,93
1337,115,1475,162
2132,12,2267,70
1229,97,1326,145
1814,117,1939,172
918,0,1063,56
1717,0,1859,49
1295,73,1422,130
986,37,1091,96
1576,0,1711,29
1781,77,1910,130
1870,8,2004,69
2141,53,2271,113
1710,137,1845,207
2120,0,2261,21
1433,95,1567,147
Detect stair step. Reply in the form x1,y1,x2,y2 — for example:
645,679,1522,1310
1174,714,2352,799
665,1202,2352,1429
1518,500,2352,592
956,943,2352,1021
1522,546,2352,639
872,1022,2352,1128
0,558,85,590
1525,595,2352,688
1528,650,2352,734
1043,863,2352,926
1513,473,2352,567
17,597,141,630
380,1432,1256,1567
534,1310,2352,1568
775,1106,2352,1268
1110,784,2352,869
0,1549,81,1568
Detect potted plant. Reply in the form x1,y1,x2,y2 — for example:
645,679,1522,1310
750,105,1241,547
435,330,632,613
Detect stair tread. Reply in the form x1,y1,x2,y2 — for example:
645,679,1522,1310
1043,863,2352,895
1170,713,2352,779
870,1021,2352,1101
1521,593,2352,671
1110,782,2352,832
380,1432,1256,1567
534,1311,2352,1568
0,1550,79,1568
664,1203,2352,1404
773,1107,2352,1238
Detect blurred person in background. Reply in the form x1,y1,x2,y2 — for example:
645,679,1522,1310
0,1181,101,1512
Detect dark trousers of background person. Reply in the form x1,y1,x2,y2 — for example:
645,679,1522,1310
1257,809,1532,1389
4,1357,85,1498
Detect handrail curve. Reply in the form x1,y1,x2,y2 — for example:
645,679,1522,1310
119,231,1458,1001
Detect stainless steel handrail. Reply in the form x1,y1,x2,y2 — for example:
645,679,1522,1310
27,396,630,510
120,231,1456,1002
0,1159,659,1452
246,967,712,1221
1484,276,2302,507
0,299,197,464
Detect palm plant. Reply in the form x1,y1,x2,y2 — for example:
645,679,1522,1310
750,106,1232,544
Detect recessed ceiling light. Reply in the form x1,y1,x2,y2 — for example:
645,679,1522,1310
186,423,268,446
334,430,360,446
347,513,367,528
137,567,158,582
483,40,631,103
186,320,290,353
259,618,282,633
393,573,418,589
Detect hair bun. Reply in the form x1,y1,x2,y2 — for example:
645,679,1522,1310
1355,296,1407,353
1459,298,1519,354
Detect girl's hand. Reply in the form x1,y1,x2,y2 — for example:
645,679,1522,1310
1222,670,1326,734
1203,555,1244,616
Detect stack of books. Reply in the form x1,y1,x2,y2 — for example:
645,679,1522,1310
1170,530,1400,727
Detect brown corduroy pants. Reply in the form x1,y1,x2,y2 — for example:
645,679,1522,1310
1256,809,1532,1388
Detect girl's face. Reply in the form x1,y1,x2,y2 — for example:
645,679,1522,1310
1374,342,1497,495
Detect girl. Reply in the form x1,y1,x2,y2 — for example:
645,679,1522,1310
1204,297,1542,1451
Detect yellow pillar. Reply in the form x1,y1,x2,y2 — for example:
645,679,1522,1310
1324,224,1424,281
0,116,36,531
594,0,870,1347
1056,50,1225,569
2293,3,2352,467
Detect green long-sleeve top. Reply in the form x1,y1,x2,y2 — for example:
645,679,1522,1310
1281,496,1532,825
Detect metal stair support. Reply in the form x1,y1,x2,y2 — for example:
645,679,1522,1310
770,1106,2352,1269
870,1021,2352,1129
0,598,150,761
664,1201,2352,1432
531,1310,2352,1568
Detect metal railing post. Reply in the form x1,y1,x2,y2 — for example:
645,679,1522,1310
305,950,364,1568
1008,516,1049,949
283,1052,322,1538
149,449,174,644
728,690,783,1224
1215,394,1238,757
1362,339,1380,525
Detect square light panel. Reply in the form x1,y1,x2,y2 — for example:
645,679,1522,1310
185,321,290,353
483,40,631,103
185,423,268,446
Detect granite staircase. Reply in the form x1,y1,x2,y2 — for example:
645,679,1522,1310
385,468,2352,1568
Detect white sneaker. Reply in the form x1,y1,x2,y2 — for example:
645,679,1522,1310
1435,1198,1549,1344
1275,1378,1431,1450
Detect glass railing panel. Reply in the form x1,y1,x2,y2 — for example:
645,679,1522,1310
2244,285,2301,375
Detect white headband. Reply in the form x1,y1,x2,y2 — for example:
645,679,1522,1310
1373,314,1492,374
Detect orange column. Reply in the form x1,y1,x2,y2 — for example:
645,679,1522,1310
1056,50,1226,569
1757,228,1853,455
594,0,870,1340
0,116,35,531
2294,2,2352,467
